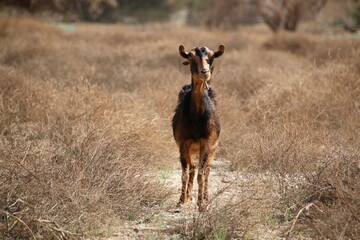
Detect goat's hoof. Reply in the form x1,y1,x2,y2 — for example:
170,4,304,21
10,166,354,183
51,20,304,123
177,200,189,208
169,204,182,213
171,202,182,213
174,206,182,213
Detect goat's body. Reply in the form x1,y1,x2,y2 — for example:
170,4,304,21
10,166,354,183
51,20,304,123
172,84,220,145
172,83,220,209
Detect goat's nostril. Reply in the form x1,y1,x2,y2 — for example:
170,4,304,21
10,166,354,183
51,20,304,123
201,70,209,74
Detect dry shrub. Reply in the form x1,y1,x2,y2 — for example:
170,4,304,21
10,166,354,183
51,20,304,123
166,176,265,240
263,32,360,66
0,59,169,237
285,146,360,239
188,202,251,239
230,31,360,238
263,31,316,55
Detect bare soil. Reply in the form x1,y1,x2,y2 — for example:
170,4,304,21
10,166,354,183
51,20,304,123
101,159,286,240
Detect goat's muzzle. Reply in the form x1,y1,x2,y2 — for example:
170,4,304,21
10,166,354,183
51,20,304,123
200,69,211,81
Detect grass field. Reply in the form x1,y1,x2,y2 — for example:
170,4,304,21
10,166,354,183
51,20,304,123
0,17,360,239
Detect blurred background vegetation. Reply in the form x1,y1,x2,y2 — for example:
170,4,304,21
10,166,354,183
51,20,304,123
0,0,359,31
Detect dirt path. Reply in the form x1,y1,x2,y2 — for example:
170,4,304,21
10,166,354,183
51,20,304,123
101,159,284,240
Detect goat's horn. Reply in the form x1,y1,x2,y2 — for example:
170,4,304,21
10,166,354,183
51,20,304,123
179,45,190,59
213,44,225,58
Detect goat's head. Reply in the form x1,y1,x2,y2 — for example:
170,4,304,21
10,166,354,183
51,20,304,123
179,45,225,84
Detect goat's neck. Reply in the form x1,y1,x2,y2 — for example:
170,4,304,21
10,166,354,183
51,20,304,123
191,76,208,114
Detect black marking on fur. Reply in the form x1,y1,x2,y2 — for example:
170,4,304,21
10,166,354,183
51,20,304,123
195,47,207,57
172,84,220,142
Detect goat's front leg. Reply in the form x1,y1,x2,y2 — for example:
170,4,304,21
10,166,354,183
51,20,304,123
204,146,217,201
178,155,189,206
178,144,191,207
198,141,210,211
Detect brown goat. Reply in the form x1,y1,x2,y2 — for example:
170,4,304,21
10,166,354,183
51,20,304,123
172,44,225,211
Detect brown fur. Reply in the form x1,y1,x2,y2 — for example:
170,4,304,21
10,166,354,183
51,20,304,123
172,45,225,211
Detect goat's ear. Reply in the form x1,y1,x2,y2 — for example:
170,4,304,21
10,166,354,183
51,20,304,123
213,44,225,58
179,45,190,59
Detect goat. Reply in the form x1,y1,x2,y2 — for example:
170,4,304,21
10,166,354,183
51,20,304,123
172,44,225,211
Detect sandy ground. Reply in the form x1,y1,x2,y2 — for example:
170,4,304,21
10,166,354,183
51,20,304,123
97,159,287,240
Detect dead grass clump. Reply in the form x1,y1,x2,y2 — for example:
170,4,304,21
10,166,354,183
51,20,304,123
263,32,360,66
189,203,251,240
0,68,169,238
263,32,316,56
283,145,360,239
235,34,360,238
167,179,260,240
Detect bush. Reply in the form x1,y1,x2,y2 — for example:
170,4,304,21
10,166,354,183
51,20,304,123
350,2,360,25
230,33,360,238
0,18,169,238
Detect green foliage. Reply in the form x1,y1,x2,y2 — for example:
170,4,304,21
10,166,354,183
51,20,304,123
1,0,177,22
350,3,360,24
116,0,178,22
119,0,169,10
160,165,172,180
213,226,228,240
186,0,208,11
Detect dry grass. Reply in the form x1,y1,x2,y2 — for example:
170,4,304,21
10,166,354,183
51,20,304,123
229,32,360,238
0,17,171,238
0,16,360,239
178,176,281,240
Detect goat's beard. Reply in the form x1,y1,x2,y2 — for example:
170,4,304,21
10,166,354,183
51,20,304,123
201,75,211,90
